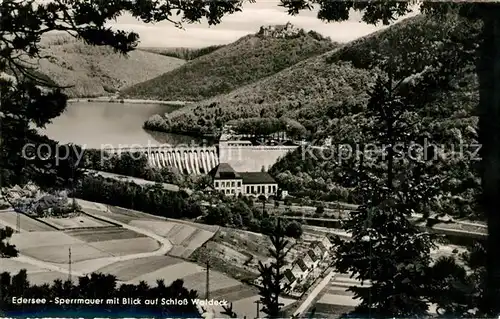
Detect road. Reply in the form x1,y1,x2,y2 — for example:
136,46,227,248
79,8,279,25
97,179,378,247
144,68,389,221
311,272,438,316
294,270,335,317
315,272,365,308
261,202,353,216
280,214,487,239
84,169,192,194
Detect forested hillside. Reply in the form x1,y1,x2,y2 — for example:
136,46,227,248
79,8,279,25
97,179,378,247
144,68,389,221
268,15,481,220
141,14,483,221
145,15,478,137
139,45,225,60
121,26,337,102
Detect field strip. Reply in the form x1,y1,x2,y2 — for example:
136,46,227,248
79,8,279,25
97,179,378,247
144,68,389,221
12,246,178,284
83,209,172,251
0,218,17,230
6,203,174,281
28,269,58,274
0,212,58,232
14,254,86,277
13,254,126,284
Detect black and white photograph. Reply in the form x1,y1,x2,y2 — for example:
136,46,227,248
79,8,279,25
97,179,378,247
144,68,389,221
0,0,499,318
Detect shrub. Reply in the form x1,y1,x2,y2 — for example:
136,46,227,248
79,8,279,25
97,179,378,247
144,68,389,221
285,221,303,239
315,205,325,216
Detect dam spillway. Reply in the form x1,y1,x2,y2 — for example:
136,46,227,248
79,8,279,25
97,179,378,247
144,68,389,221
147,146,219,174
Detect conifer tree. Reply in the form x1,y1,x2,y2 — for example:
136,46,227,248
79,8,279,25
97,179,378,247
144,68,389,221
279,2,499,313
257,218,290,318
332,74,445,317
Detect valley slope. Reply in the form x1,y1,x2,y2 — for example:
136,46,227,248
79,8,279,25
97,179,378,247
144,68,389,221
34,34,186,98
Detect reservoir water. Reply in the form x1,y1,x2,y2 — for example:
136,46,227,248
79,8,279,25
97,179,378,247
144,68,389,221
42,101,203,149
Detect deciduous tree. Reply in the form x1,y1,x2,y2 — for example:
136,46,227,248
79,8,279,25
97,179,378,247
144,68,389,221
285,220,303,239
0,226,17,257
1,270,200,316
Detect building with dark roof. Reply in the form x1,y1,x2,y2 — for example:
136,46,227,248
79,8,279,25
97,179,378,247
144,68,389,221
295,258,309,272
239,172,276,184
208,163,278,197
320,236,333,250
307,249,320,262
305,249,321,269
208,163,241,179
240,172,278,196
310,241,329,259
283,268,297,288
208,163,243,195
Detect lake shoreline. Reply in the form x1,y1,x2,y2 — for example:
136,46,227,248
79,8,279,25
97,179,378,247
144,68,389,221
45,99,200,148
68,97,193,106
143,122,219,140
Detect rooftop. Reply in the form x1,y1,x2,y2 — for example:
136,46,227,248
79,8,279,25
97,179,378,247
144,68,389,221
208,163,241,179
310,241,327,252
321,236,332,247
284,268,296,282
295,258,308,271
307,249,320,262
239,172,277,185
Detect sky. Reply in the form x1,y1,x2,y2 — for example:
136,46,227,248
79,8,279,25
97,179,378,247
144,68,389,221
109,0,418,48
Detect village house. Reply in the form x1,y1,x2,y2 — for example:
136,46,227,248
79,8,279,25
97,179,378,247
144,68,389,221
208,163,278,198
310,241,329,260
307,249,320,269
310,241,325,260
320,236,333,250
293,258,309,279
282,268,297,290
300,252,316,270
291,262,305,280
257,268,297,291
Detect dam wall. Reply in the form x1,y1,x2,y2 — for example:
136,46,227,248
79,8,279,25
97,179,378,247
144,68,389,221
104,143,298,174
106,146,219,175
218,144,299,172
147,147,219,174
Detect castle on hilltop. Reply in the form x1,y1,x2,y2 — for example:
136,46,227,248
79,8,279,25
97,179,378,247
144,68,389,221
258,22,302,38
